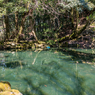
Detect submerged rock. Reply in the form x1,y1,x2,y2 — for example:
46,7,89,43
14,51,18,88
0,61,25,69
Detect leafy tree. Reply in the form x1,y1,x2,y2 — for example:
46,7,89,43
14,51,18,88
0,0,38,42
0,0,95,46
34,0,95,44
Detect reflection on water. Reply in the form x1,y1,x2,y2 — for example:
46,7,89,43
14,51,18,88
0,48,95,95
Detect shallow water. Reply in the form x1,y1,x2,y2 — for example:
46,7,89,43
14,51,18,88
0,48,95,95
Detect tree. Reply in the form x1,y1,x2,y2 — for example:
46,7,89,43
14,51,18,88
0,0,95,45
0,0,39,42
34,0,95,43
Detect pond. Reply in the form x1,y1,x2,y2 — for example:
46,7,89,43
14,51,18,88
0,48,95,95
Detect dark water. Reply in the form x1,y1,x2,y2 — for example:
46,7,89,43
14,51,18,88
0,48,95,95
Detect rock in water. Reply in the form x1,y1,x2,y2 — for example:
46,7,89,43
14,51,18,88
0,81,23,95
0,90,23,95
0,81,11,91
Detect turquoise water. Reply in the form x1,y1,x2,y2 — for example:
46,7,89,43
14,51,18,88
0,48,95,95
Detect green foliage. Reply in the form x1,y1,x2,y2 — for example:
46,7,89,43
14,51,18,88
0,0,30,17
0,0,95,45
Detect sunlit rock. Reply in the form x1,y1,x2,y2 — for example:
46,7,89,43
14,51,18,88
0,81,23,95
0,82,11,91
0,91,13,95
11,89,23,95
0,90,23,95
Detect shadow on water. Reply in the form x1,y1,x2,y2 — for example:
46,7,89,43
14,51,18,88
24,78,48,95
58,49,95,63
23,60,86,95
0,52,25,68
0,61,25,69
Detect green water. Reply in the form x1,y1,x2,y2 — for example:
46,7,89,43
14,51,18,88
0,48,95,95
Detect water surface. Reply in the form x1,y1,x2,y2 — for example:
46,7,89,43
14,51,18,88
0,48,95,95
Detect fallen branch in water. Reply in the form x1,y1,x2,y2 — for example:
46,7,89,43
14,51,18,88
32,50,42,65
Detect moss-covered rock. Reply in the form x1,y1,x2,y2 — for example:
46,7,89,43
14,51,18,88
0,82,11,91
0,81,23,95
0,90,22,95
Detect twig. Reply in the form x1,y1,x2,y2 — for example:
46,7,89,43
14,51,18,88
32,50,42,64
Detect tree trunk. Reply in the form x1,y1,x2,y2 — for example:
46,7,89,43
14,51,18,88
15,11,19,36
4,15,10,41
55,7,95,42
29,15,38,41
55,20,90,42
75,7,79,34
14,15,26,43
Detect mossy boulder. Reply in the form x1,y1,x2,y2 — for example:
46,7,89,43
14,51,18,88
0,82,11,91
0,90,22,95
0,81,22,95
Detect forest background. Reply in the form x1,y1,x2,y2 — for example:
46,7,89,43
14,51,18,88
0,0,95,49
